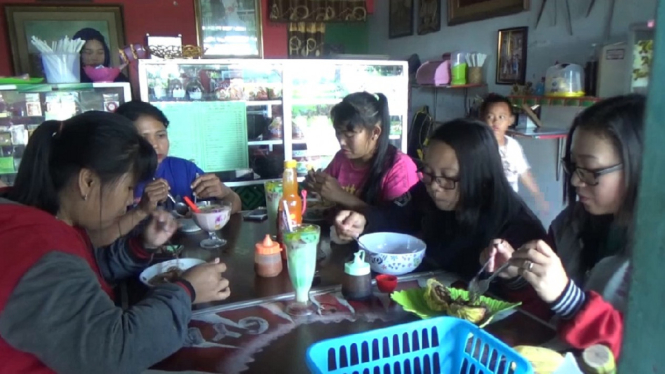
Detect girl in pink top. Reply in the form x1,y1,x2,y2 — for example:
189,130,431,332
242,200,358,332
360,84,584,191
305,92,419,210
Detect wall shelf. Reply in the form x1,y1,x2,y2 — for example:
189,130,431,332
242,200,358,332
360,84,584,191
411,83,486,121
412,83,486,89
509,95,602,107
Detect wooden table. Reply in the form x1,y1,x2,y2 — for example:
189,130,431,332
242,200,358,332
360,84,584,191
126,214,557,373
126,214,354,311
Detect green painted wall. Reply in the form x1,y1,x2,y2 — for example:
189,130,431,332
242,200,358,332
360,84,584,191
619,0,665,372
325,23,369,55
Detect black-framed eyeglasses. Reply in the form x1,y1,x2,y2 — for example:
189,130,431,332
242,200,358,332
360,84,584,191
561,158,623,186
417,168,459,190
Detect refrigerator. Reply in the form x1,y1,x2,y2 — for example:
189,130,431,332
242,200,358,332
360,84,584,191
137,59,410,193
0,82,131,185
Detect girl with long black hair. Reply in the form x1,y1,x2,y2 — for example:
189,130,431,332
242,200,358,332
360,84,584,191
481,94,646,359
305,92,419,209
0,112,230,373
335,118,546,278
72,28,129,83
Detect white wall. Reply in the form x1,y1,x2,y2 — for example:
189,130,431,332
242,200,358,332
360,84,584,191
368,0,656,226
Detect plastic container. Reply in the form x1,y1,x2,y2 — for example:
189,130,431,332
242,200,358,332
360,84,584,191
42,53,81,84
306,316,533,374
255,234,282,277
341,250,371,301
415,60,451,86
450,52,468,86
581,344,616,374
545,63,585,97
376,274,398,293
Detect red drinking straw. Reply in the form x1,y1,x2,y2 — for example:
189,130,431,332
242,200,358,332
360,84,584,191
184,196,201,213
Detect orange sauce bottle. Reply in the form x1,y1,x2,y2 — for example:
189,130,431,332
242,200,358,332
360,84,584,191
277,160,302,258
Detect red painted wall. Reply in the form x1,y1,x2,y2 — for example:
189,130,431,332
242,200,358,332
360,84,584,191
0,0,288,87
0,0,373,82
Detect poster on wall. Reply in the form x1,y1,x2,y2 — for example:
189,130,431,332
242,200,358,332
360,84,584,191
417,0,441,35
448,0,529,26
4,5,125,78
389,0,414,39
194,0,263,58
496,26,528,85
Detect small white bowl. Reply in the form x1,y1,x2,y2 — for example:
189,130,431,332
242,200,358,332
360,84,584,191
358,232,427,275
139,258,206,287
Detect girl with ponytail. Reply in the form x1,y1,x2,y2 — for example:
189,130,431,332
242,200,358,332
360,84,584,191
305,92,419,210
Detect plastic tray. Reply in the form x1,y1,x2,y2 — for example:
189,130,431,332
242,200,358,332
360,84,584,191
306,316,533,374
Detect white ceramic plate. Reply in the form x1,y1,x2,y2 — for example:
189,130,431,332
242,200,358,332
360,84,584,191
139,258,206,287
178,218,201,233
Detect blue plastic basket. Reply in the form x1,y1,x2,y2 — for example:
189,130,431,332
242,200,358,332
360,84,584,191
306,316,533,374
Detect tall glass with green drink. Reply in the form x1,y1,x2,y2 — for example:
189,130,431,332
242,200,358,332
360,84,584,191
282,224,320,316
264,180,283,236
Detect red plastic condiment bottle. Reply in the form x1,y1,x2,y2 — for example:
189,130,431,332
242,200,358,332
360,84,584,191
255,235,283,277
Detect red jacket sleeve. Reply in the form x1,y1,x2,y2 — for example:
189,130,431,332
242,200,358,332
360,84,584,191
558,291,624,359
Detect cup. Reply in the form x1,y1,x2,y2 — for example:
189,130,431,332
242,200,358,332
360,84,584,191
264,180,283,235
282,224,321,316
41,53,81,84
468,67,483,85
192,202,232,249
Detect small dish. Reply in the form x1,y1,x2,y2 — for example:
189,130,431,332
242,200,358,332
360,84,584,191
376,274,398,293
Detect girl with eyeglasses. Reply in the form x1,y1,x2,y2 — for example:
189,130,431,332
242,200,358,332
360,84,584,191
480,94,645,359
334,119,546,278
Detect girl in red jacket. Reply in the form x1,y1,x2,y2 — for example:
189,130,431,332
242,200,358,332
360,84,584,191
0,112,231,374
481,94,645,359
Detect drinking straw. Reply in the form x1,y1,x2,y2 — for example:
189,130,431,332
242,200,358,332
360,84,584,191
184,196,201,213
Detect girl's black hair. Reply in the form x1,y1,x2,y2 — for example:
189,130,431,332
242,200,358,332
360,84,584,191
9,111,157,215
479,93,514,117
72,28,111,83
564,94,645,224
330,91,395,205
115,100,170,127
428,119,528,235
563,94,645,266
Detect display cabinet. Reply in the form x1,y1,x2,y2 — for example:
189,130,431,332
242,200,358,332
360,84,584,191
0,82,131,185
138,59,409,188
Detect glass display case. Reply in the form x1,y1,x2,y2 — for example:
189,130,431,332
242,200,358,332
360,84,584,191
138,59,409,187
0,82,131,185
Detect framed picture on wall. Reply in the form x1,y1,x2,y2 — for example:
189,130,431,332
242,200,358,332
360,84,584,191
194,0,263,58
389,0,414,39
418,0,441,35
496,27,528,85
448,0,529,26
4,5,125,77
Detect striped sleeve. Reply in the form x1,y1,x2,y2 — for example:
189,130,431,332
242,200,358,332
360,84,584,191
551,279,587,319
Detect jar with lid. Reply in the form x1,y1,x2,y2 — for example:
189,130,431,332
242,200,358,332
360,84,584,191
341,250,372,301
581,344,616,374
255,234,283,277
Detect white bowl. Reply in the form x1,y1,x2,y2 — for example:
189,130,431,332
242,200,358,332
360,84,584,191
139,258,206,287
358,232,427,275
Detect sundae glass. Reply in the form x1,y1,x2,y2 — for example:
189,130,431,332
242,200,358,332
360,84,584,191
192,201,232,248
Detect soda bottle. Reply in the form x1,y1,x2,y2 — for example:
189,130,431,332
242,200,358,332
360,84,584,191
277,160,302,258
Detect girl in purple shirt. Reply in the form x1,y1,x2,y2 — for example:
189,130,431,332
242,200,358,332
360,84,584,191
305,92,418,210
